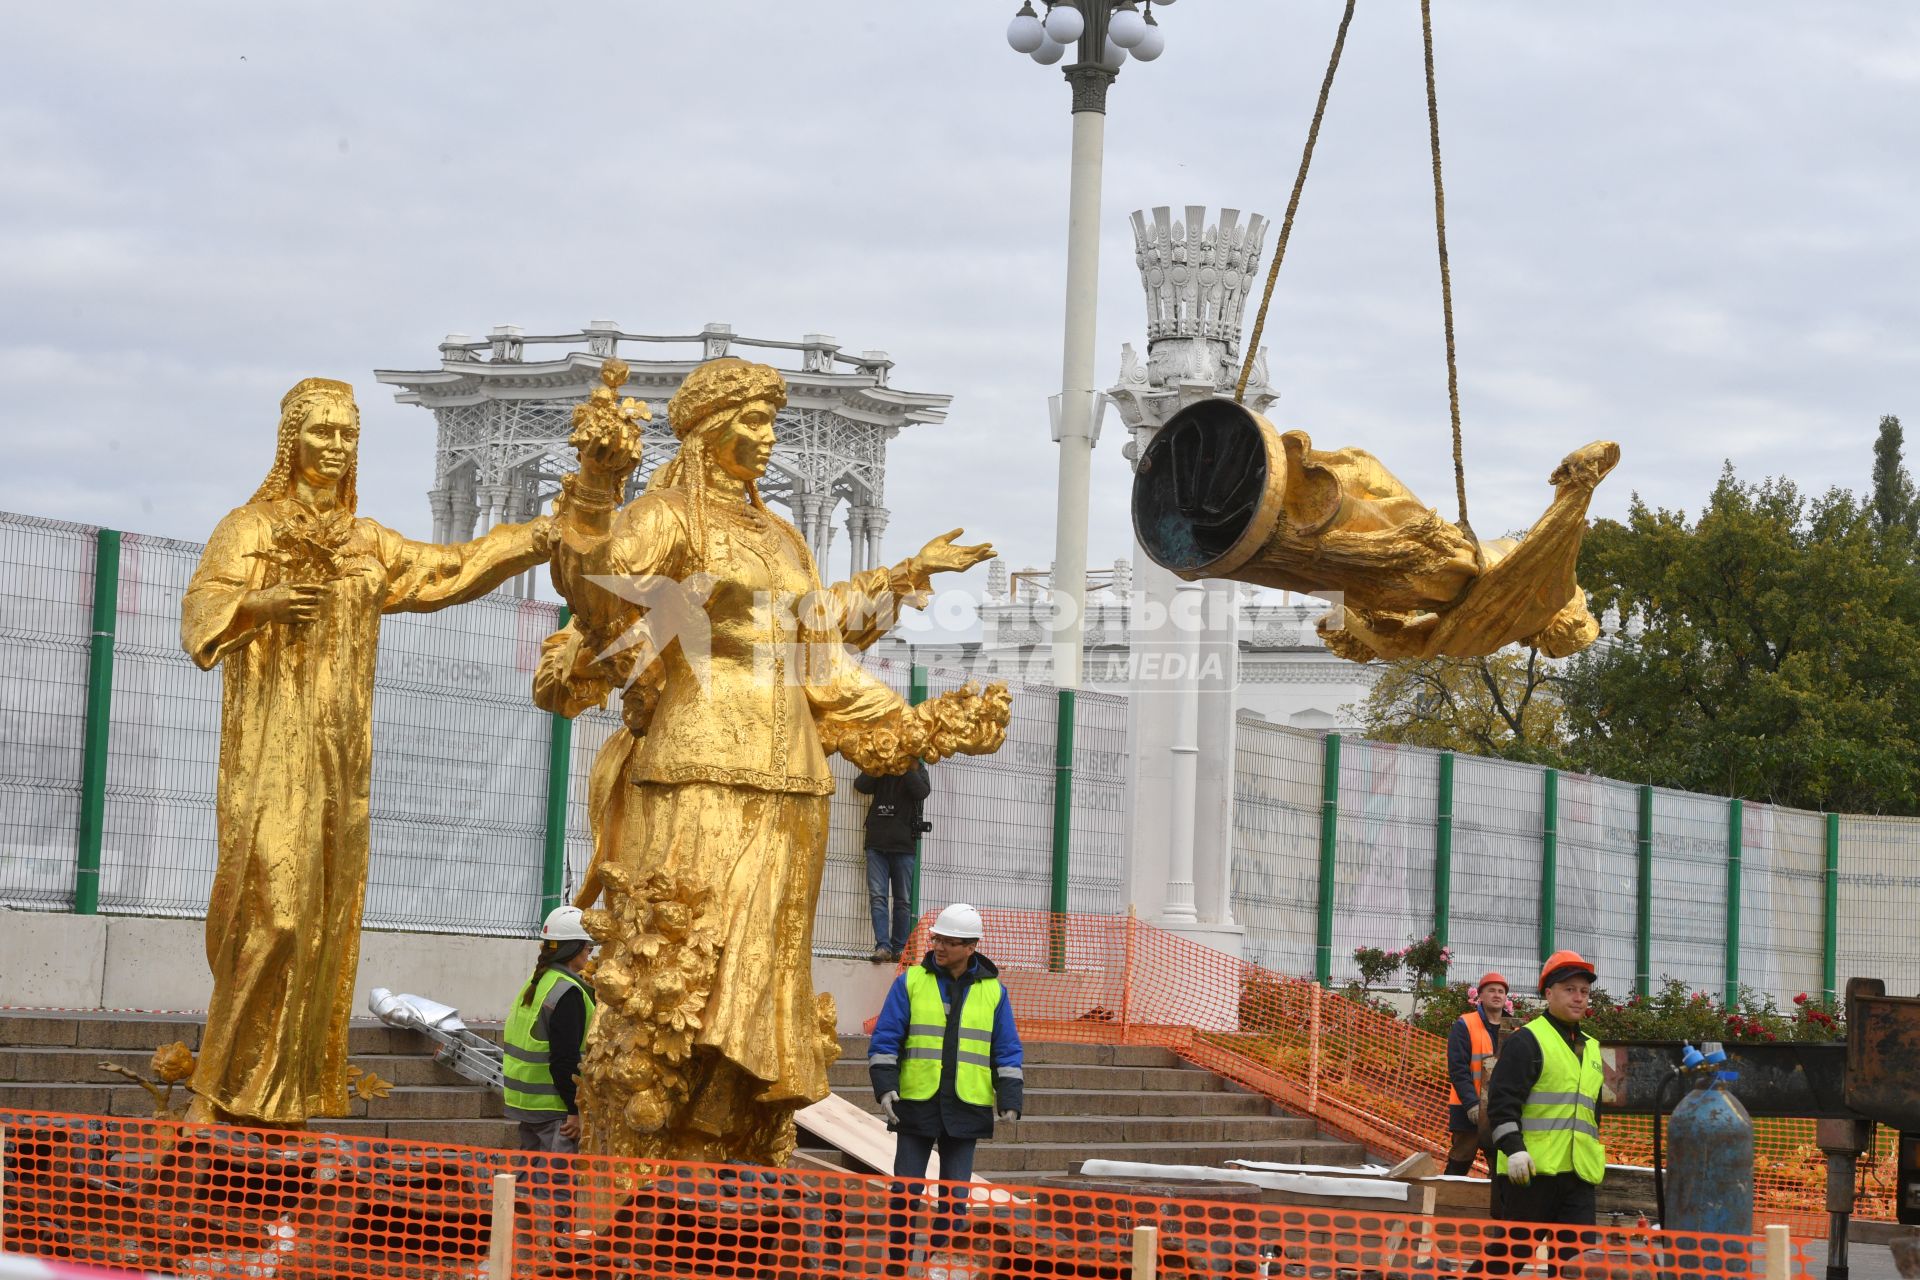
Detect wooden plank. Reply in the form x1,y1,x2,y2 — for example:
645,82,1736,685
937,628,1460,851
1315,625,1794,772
794,1093,992,1184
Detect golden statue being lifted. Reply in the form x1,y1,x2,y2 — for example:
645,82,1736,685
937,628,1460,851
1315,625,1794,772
1131,399,1619,662
537,357,1010,1164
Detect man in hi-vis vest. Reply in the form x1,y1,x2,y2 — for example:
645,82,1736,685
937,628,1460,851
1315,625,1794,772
1485,950,1605,1230
1445,971,1515,1176
868,903,1023,1275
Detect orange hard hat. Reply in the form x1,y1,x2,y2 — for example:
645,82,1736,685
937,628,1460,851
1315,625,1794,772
1477,972,1510,992
1538,950,1596,993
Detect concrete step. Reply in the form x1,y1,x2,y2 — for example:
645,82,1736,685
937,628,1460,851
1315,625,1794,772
0,1046,473,1088
0,1081,500,1121
312,1118,520,1147
0,1012,499,1056
968,1138,1367,1174
827,1060,1226,1094
832,1085,1274,1119
837,1036,1180,1070
990,1114,1321,1144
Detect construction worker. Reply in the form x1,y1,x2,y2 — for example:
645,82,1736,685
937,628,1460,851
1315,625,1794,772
503,905,598,1153
1485,950,1604,1234
868,903,1023,1275
1445,971,1513,1176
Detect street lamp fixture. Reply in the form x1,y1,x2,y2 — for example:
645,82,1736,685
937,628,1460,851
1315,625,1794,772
1006,1,1173,66
997,0,1178,689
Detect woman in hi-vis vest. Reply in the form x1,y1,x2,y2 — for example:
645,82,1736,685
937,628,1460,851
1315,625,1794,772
502,907,599,1152
1485,951,1607,1238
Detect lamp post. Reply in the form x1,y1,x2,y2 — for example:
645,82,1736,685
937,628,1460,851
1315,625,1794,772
1004,0,1174,689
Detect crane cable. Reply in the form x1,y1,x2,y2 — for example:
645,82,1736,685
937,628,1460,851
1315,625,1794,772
1234,0,1480,555
1420,0,1477,551
1232,0,1357,406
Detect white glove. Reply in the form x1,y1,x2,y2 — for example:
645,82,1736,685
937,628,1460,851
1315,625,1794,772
997,1109,1019,1123
880,1091,900,1126
1505,1150,1535,1186
1467,1103,1481,1125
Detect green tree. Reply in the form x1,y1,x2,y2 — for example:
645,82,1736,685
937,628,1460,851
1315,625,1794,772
1354,648,1567,763
1558,466,1920,812
1871,414,1916,544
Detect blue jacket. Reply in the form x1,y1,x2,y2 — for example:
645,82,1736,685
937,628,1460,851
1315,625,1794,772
868,951,1024,1140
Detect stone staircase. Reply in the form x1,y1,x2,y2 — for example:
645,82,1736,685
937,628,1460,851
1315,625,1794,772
823,1034,1367,1182
0,1014,1370,1182
0,1011,519,1147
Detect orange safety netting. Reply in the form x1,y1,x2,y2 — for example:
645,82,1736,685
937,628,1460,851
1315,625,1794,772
0,1108,1805,1279
892,909,1888,1240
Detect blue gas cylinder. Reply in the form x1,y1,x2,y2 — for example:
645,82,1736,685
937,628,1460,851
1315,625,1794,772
1667,1075,1755,1235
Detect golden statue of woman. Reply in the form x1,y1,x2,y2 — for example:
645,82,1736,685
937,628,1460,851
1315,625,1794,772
181,378,555,1126
537,357,1009,1164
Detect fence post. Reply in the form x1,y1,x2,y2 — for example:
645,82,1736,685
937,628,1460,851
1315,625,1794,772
485,1172,515,1280
539,606,574,918
1434,750,1455,949
1118,907,1136,1045
1315,733,1342,986
1307,981,1322,1115
908,663,928,921
1823,812,1840,1002
1049,687,1077,972
1636,783,1654,999
1539,768,1559,964
74,527,121,915
1763,1224,1791,1280
1725,798,1743,1004
1130,1224,1160,1280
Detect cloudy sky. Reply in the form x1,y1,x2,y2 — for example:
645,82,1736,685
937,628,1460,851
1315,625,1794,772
5,3,1918,605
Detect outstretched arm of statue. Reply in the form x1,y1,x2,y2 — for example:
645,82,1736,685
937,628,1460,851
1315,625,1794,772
830,528,994,651
377,517,557,613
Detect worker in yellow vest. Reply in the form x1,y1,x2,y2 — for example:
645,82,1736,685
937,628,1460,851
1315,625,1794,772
868,903,1023,1277
1485,950,1605,1229
503,906,598,1152
1445,970,1514,1176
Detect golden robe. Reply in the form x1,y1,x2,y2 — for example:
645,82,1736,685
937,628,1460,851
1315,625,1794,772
550,487,909,1159
181,499,548,1124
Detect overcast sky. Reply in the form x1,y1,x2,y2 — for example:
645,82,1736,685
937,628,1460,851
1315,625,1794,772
5,3,1918,603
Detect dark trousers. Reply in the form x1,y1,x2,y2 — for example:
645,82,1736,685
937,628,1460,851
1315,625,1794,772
1445,1126,1484,1176
1477,1173,1597,1277
866,848,915,952
888,1131,978,1267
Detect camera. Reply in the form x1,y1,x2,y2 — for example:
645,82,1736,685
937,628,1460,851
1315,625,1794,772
914,820,934,835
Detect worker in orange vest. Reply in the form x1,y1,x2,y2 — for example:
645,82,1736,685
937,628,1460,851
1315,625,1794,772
1445,971,1514,1175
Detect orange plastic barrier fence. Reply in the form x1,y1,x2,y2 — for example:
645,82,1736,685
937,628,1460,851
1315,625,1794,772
892,909,1886,1239
0,1108,1807,1280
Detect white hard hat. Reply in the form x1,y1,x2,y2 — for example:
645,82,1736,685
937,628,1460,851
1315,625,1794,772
932,903,984,940
541,905,594,943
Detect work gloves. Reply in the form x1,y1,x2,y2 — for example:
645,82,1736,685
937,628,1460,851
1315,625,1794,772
1505,1150,1535,1186
1466,1103,1480,1125
879,1091,900,1127
997,1109,1020,1123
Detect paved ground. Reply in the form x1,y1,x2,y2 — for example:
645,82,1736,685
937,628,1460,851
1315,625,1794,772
1800,1239,1908,1280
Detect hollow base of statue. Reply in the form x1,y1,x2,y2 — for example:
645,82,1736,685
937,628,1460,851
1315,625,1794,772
1131,397,1619,661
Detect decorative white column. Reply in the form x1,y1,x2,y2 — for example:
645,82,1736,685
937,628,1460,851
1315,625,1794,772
427,487,452,543
1161,579,1204,924
864,506,889,575
845,506,870,575
791,492,821,565
475,483,509,534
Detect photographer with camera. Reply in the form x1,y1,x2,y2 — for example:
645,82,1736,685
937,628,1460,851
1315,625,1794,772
855,759,931,964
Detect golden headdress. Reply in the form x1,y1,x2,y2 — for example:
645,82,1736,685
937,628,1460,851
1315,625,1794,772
651,358,804,572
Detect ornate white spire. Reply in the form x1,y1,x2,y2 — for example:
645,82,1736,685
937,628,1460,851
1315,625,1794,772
1131,206,1270,355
